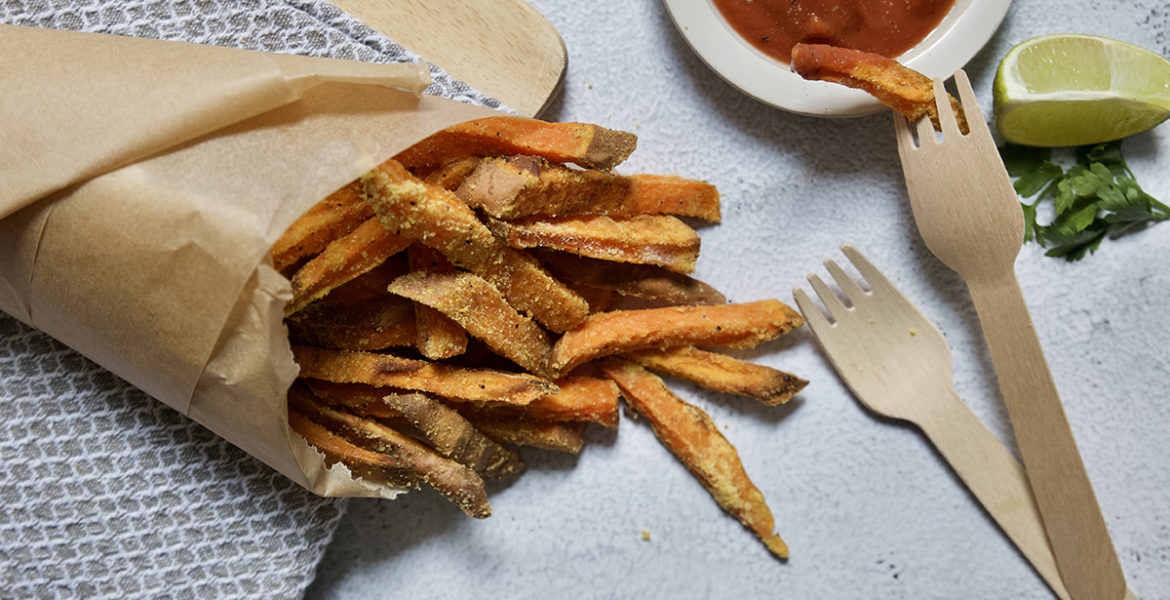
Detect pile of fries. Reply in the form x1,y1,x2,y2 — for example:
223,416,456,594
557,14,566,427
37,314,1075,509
274,116,806,558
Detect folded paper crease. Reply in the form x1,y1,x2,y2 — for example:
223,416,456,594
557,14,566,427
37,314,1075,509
0,24,432,219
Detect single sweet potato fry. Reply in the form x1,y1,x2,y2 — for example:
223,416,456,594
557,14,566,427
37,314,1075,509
597,358,788,558
288,407,417,488
388,270,552,377
566,282,617,315
361,159,589,333
394,116,637,171
791,43,968,134
407,245,469,360
628,173,721,223
486,214,701,274
423,156,484,191
532,249,726,306
271,182,373,272
623,346,808,406
549,299,805,377
293,346,557,405
456,155,720,221
287,294,416,351
313,258,410,308
301,379,406,419
470,375,621,428
467,418,587,454
285,216,411,315
302,379,522,480
386,392,524,480
289,384,491,518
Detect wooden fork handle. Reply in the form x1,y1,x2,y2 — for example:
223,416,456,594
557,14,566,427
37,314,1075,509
921,391,1140,600
966,272,1126,600
920,389,1069,599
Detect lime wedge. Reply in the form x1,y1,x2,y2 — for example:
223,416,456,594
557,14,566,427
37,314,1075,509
993,34,1170,147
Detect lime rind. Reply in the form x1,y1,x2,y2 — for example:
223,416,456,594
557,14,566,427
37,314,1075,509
998,98,1170,147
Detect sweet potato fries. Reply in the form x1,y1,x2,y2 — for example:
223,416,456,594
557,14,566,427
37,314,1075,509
277,116,805,557
791,43,968,134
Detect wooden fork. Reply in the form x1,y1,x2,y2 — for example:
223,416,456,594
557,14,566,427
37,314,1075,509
894,71,1127,600
796,244,1076,599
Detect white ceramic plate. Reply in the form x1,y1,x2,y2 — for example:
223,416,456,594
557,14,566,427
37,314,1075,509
663,0,1012,116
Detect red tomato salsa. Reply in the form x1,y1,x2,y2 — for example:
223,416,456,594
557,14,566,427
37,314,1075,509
712,0,956,63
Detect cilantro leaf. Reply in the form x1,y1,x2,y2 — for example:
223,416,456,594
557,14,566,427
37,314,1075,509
1021,201,1039,242
1053,177,1076,214
1095,181,1128,211
1079,141,1126,175
1013,160,1063,197
1067,164,1108,197
998,141,1165,261
1040,213,1106,260
1000,144,1051,177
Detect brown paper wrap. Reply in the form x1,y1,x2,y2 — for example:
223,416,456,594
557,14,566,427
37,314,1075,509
0,25,500,497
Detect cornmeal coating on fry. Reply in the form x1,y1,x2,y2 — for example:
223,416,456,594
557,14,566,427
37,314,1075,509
470,376,621,429
387,392,523,480
456,155,721,221
466,418,587,454
286,217,411,315
271,182,372,272
624,346,808,406
293,346,556,404
791,43,968,134
287,295,416,351
388,270,552,377
314,258,409,308
395,116,637,171
549,299,805,377
302,380,521,480
288,407,417,487
598,359,788,558
362,158,589,333
407,245,469,360
533,249,726,306
570,283,617,314
290,384,491,518
302,380,407,419
423,156,484,191
486,214,701,274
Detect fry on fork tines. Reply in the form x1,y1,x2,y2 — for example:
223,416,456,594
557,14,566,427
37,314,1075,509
275,115,808,557
790,43,969,134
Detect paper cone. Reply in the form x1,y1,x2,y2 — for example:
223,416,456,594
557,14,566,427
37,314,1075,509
0,25,500,497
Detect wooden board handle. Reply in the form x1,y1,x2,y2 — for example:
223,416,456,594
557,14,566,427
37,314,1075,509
330,0,567,117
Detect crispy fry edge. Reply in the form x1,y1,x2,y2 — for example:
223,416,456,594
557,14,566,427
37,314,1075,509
598,358,789,559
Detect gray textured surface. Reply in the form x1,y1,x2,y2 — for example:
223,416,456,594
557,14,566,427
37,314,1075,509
307,1,1170,599
0,1,500,598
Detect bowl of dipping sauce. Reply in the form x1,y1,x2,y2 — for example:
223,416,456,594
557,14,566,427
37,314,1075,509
663,0,1011,116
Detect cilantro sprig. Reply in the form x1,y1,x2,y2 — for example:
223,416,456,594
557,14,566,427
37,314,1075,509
999,141,1169,260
